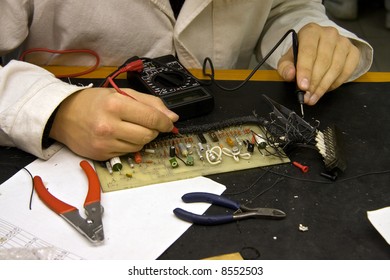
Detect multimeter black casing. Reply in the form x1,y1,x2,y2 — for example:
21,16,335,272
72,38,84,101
127,55,214,120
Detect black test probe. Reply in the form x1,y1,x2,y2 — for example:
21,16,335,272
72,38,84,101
292,31,305,118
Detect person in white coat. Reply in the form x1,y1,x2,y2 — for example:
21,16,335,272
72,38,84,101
0,0,373,161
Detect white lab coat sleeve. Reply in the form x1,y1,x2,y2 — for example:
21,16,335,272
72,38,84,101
0,0,30,57
0,60,91,159
257,0,373,81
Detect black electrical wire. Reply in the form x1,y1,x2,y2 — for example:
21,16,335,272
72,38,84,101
0,163,35,210
201,29,298,91
176,115,266,135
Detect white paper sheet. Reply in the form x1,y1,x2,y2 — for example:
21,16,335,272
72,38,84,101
367,207,390,245
0,147,226,259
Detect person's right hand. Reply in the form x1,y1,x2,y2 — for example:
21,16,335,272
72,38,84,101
49,87,179,160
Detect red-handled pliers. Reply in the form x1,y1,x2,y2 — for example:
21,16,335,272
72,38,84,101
33,160,104,244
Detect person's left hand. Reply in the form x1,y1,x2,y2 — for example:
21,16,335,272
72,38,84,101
277,22,361,105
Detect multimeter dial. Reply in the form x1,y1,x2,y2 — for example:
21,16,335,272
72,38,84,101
153,71,186,88
127,55,214,120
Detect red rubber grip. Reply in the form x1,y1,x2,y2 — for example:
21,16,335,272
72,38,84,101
80,160,101,206
33,176,76,214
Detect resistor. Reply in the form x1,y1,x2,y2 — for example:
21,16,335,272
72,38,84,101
243,128,251,134
178,143,188,157
127,157,135,169
105,161,113,174
186,143,193,154
144,148,155,154
196,147,204,161
235,136,243,147
110,156,123,172
134,151,142,164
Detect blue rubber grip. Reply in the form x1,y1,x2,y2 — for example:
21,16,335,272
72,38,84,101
181,192,240,210
173,208,234,225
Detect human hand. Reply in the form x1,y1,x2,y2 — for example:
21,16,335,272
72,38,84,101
50,87,179,160
277,23,360,105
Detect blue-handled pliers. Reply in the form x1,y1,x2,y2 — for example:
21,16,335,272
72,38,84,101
173,192,286,225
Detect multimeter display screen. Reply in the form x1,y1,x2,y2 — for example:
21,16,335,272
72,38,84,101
163,88,210,106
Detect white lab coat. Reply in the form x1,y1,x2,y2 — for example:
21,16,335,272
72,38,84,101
0,0,373,159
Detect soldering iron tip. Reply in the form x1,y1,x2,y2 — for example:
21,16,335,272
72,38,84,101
300,104,304,118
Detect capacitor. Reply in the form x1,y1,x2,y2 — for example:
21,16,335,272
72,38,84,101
109,156,122,172
169,145,176,157
197,142,204,152
253,134,267,149
226,137,235,147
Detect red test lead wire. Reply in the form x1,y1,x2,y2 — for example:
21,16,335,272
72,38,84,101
19,48,100,78
104,59,179,134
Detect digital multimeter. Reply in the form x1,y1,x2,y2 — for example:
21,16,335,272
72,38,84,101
127,55,214,120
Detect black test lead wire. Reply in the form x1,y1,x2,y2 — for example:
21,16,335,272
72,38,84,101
201,29,305,117
201,29,298,89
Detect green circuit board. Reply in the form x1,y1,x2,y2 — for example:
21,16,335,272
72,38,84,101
94,124,290,192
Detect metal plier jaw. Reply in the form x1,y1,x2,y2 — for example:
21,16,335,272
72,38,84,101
173,192,286,226
33,160,104,244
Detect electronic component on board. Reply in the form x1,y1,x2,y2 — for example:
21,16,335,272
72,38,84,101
110,157,123,172
93,118,290,192
197,133,207,144
209,132,219,142
169,157,179,168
